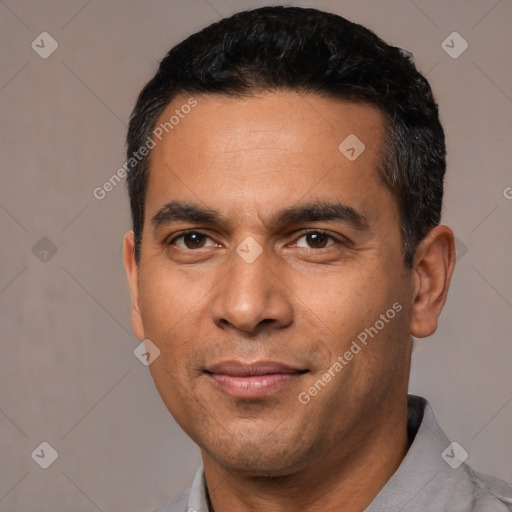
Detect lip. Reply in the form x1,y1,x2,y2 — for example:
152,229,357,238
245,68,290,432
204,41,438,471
204,360,308,399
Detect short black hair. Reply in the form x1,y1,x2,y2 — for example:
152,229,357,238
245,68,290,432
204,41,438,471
127,6,446,267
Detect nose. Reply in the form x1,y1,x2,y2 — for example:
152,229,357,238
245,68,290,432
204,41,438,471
210,243,294,335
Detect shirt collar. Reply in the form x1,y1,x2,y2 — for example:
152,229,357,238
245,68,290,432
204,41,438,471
365,394,453,511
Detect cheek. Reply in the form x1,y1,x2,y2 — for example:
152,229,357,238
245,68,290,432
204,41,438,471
312,267,408,363
138,272,202,416
138,266,196,332
305,267,388,328
137,266,218,374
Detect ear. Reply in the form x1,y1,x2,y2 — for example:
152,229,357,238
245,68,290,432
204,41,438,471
410,225,456,338
123,231,145,341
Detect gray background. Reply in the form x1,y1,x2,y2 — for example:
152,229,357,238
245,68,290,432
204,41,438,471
0,0,511,510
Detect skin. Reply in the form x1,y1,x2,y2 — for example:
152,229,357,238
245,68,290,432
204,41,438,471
124,92,455,512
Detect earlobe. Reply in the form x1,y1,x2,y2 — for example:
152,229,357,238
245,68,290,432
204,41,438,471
409,225,456,338
123,231,145,341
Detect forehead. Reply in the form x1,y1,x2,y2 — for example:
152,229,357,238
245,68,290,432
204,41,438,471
145,92,393,225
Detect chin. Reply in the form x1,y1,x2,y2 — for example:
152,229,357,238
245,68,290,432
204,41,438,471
212,452,305,477
202,429,316,477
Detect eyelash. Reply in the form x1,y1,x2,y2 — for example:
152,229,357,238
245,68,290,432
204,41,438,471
167,229,345,250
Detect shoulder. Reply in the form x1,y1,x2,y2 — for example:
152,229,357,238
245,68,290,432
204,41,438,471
464,465,512,511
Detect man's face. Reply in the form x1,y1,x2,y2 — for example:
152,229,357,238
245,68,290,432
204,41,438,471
126,92,416,475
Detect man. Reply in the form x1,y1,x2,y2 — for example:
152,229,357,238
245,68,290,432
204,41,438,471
123,6,512,512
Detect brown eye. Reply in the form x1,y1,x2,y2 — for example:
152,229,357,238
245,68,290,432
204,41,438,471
170,231,216,249
295,231,336,249
306,232,329,248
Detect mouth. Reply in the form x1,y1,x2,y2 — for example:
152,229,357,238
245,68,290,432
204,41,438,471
204,361,309,399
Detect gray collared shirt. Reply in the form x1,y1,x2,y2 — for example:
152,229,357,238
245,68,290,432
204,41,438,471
154,395,512,511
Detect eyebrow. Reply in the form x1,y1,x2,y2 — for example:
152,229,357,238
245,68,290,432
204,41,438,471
151,200,370,232
151,201,226,227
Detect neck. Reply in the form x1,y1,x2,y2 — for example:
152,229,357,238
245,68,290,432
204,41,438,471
202,393,410,512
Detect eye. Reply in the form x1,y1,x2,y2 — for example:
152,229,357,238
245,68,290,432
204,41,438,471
293,230,339,249
169,231,218,250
